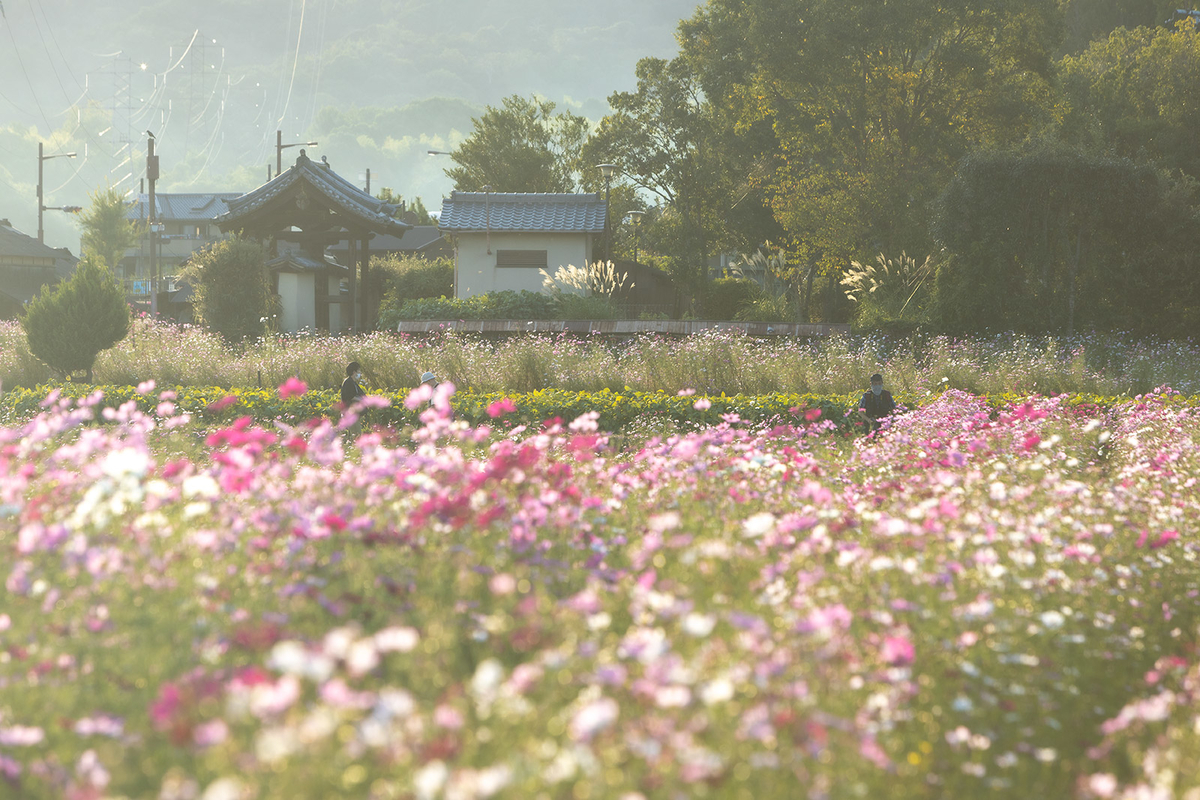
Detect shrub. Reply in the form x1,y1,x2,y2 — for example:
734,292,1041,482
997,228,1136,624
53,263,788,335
396,291,561,321
182,237,277,343
554,293,620,319
375,255,454,330
701,277,760,320
20,255,130,382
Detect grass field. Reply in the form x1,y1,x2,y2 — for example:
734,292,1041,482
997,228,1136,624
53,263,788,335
3,317,1200,397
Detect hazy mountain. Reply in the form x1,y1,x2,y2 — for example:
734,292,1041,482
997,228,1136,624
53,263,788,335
0,0,702,250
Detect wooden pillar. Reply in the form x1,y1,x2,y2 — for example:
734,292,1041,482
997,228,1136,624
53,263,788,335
348,234,358,333
360,234,371,330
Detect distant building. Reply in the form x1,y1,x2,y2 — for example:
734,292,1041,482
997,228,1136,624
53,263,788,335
438,191,606,299
216,151,409,333
0,219,78,319
121,192,241,301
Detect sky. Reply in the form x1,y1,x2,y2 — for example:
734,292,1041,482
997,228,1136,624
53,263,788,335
0,0,703,250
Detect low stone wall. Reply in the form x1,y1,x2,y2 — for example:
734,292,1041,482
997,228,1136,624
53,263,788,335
395,319,851,337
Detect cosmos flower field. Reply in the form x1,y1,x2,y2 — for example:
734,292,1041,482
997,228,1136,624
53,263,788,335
2,376,1199,799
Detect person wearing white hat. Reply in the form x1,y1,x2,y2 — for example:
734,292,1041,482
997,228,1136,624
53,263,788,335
420,371,439,387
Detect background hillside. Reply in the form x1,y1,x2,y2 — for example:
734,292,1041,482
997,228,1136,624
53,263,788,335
0,0,702,249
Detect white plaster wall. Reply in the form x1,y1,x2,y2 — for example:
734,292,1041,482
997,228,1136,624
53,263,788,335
277,272,316,332
455,232,593,299
328,275,344,332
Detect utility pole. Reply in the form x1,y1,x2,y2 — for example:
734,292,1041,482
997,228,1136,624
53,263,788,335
37,143,77,243
277,130,318,175
147,133,159,316
365,168,370,194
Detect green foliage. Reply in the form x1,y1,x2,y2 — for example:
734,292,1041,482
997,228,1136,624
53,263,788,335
929,144,1200,335
553,293,621,320
584,57,726,294
375,188,437,225
1059,22,1200,182
77,185,141,271
374,254,455,330
679,0,1062,293
397,291,561,321
701,277,760,320
734,293,799,323
841,252,935,332
20,255,130,381
445,95,589,192
181,237,277,343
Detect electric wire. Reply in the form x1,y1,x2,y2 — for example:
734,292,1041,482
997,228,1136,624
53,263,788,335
274,0,307,131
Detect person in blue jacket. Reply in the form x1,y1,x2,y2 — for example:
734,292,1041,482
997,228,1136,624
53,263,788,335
860,372,895,432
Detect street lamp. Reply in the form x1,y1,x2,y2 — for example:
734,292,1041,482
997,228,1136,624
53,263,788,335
626,210,645,266
37,143,77,243
597,163,617,264
427,150,453,156
276,130,319,175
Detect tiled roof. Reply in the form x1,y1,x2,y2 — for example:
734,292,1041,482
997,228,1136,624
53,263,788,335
126,193,242,222
437,191,606,233
327,225,447,255
266,250,349,273
218,152,410,236
0,222,78,305
0,221,77,262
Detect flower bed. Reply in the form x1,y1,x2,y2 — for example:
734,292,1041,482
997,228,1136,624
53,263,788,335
1,384,1199,797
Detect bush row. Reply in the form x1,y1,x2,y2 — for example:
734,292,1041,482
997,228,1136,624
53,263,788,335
4,383,1197,435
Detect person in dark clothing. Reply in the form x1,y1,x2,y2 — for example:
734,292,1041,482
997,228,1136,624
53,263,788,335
859,372,895,432
341,361,366,408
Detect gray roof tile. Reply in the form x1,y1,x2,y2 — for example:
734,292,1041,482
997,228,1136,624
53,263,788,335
437,191,606,233
126,193,242,222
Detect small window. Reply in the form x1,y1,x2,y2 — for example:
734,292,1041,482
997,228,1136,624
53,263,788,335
496,249,548,269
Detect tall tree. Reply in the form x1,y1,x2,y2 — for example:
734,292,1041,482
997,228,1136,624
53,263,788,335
377,188,437,225
930,143,1200,336
77,185,141,272
583,57,732,297
444,95,589,193
680,0,1063,318
1058,23,1200,180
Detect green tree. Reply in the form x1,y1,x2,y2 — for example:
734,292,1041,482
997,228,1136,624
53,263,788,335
679,0,1063,319
21,254,130,382
181,237,277,343
444,95,589,193
583,57,728,302
77,185,141,272
1058,23,1200,180
929,143,1200,336
376,188,437,225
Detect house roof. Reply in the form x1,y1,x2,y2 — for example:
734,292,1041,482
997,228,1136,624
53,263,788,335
437,191,606,233
0,219,78,264
127,193,242,223
266,250,349,274
0,221,78,306
327,225,447,255
217,151,411,237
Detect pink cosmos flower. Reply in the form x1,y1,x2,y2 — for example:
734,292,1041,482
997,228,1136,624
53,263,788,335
278,377,307,399
486,397,517,418
206,395,237,412
693,397,712,411
881,635,915,666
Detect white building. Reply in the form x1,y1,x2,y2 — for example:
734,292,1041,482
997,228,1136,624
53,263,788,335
437,192,606,299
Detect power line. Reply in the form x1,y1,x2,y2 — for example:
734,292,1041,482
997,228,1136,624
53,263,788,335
2,7,57,133
274,0,307,130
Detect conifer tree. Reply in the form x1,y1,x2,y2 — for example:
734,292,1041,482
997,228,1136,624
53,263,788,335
21,254,131,382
